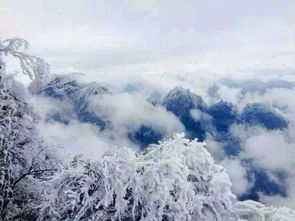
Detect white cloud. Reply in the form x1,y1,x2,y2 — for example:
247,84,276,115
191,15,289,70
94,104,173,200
244,131,295,171
38,120,112,161
204,137,225,161
90,93,185,137
221,158,249,195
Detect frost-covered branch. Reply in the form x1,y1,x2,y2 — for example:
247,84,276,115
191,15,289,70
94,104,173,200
0,38,49,80
37,134,291,221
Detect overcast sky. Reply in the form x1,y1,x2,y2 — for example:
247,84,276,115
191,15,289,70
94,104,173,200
0,0,294,75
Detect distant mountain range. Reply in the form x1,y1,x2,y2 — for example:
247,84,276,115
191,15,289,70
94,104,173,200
31,74,290,203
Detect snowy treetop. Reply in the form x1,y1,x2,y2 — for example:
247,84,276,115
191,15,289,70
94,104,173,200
39,133,295,221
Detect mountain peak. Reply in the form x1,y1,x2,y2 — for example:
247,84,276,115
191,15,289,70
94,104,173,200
162,86,207,114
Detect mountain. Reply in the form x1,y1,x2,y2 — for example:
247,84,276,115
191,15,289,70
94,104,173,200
71,82,110,129
162,86,207,141
31,74,110,129
30,76,291,205
207,101,237,133
240,103,288,130
38,74,81,100
239,160,287,202
128,125,164,149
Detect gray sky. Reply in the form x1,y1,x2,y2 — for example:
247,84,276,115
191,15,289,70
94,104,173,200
0,0,294,75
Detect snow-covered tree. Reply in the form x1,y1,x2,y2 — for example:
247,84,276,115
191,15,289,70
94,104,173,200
38,134,295,221
0,38,59,220
235,200,295,221
0,77,60,220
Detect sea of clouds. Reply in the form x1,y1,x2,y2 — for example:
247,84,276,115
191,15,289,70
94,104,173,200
22,54,295,210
